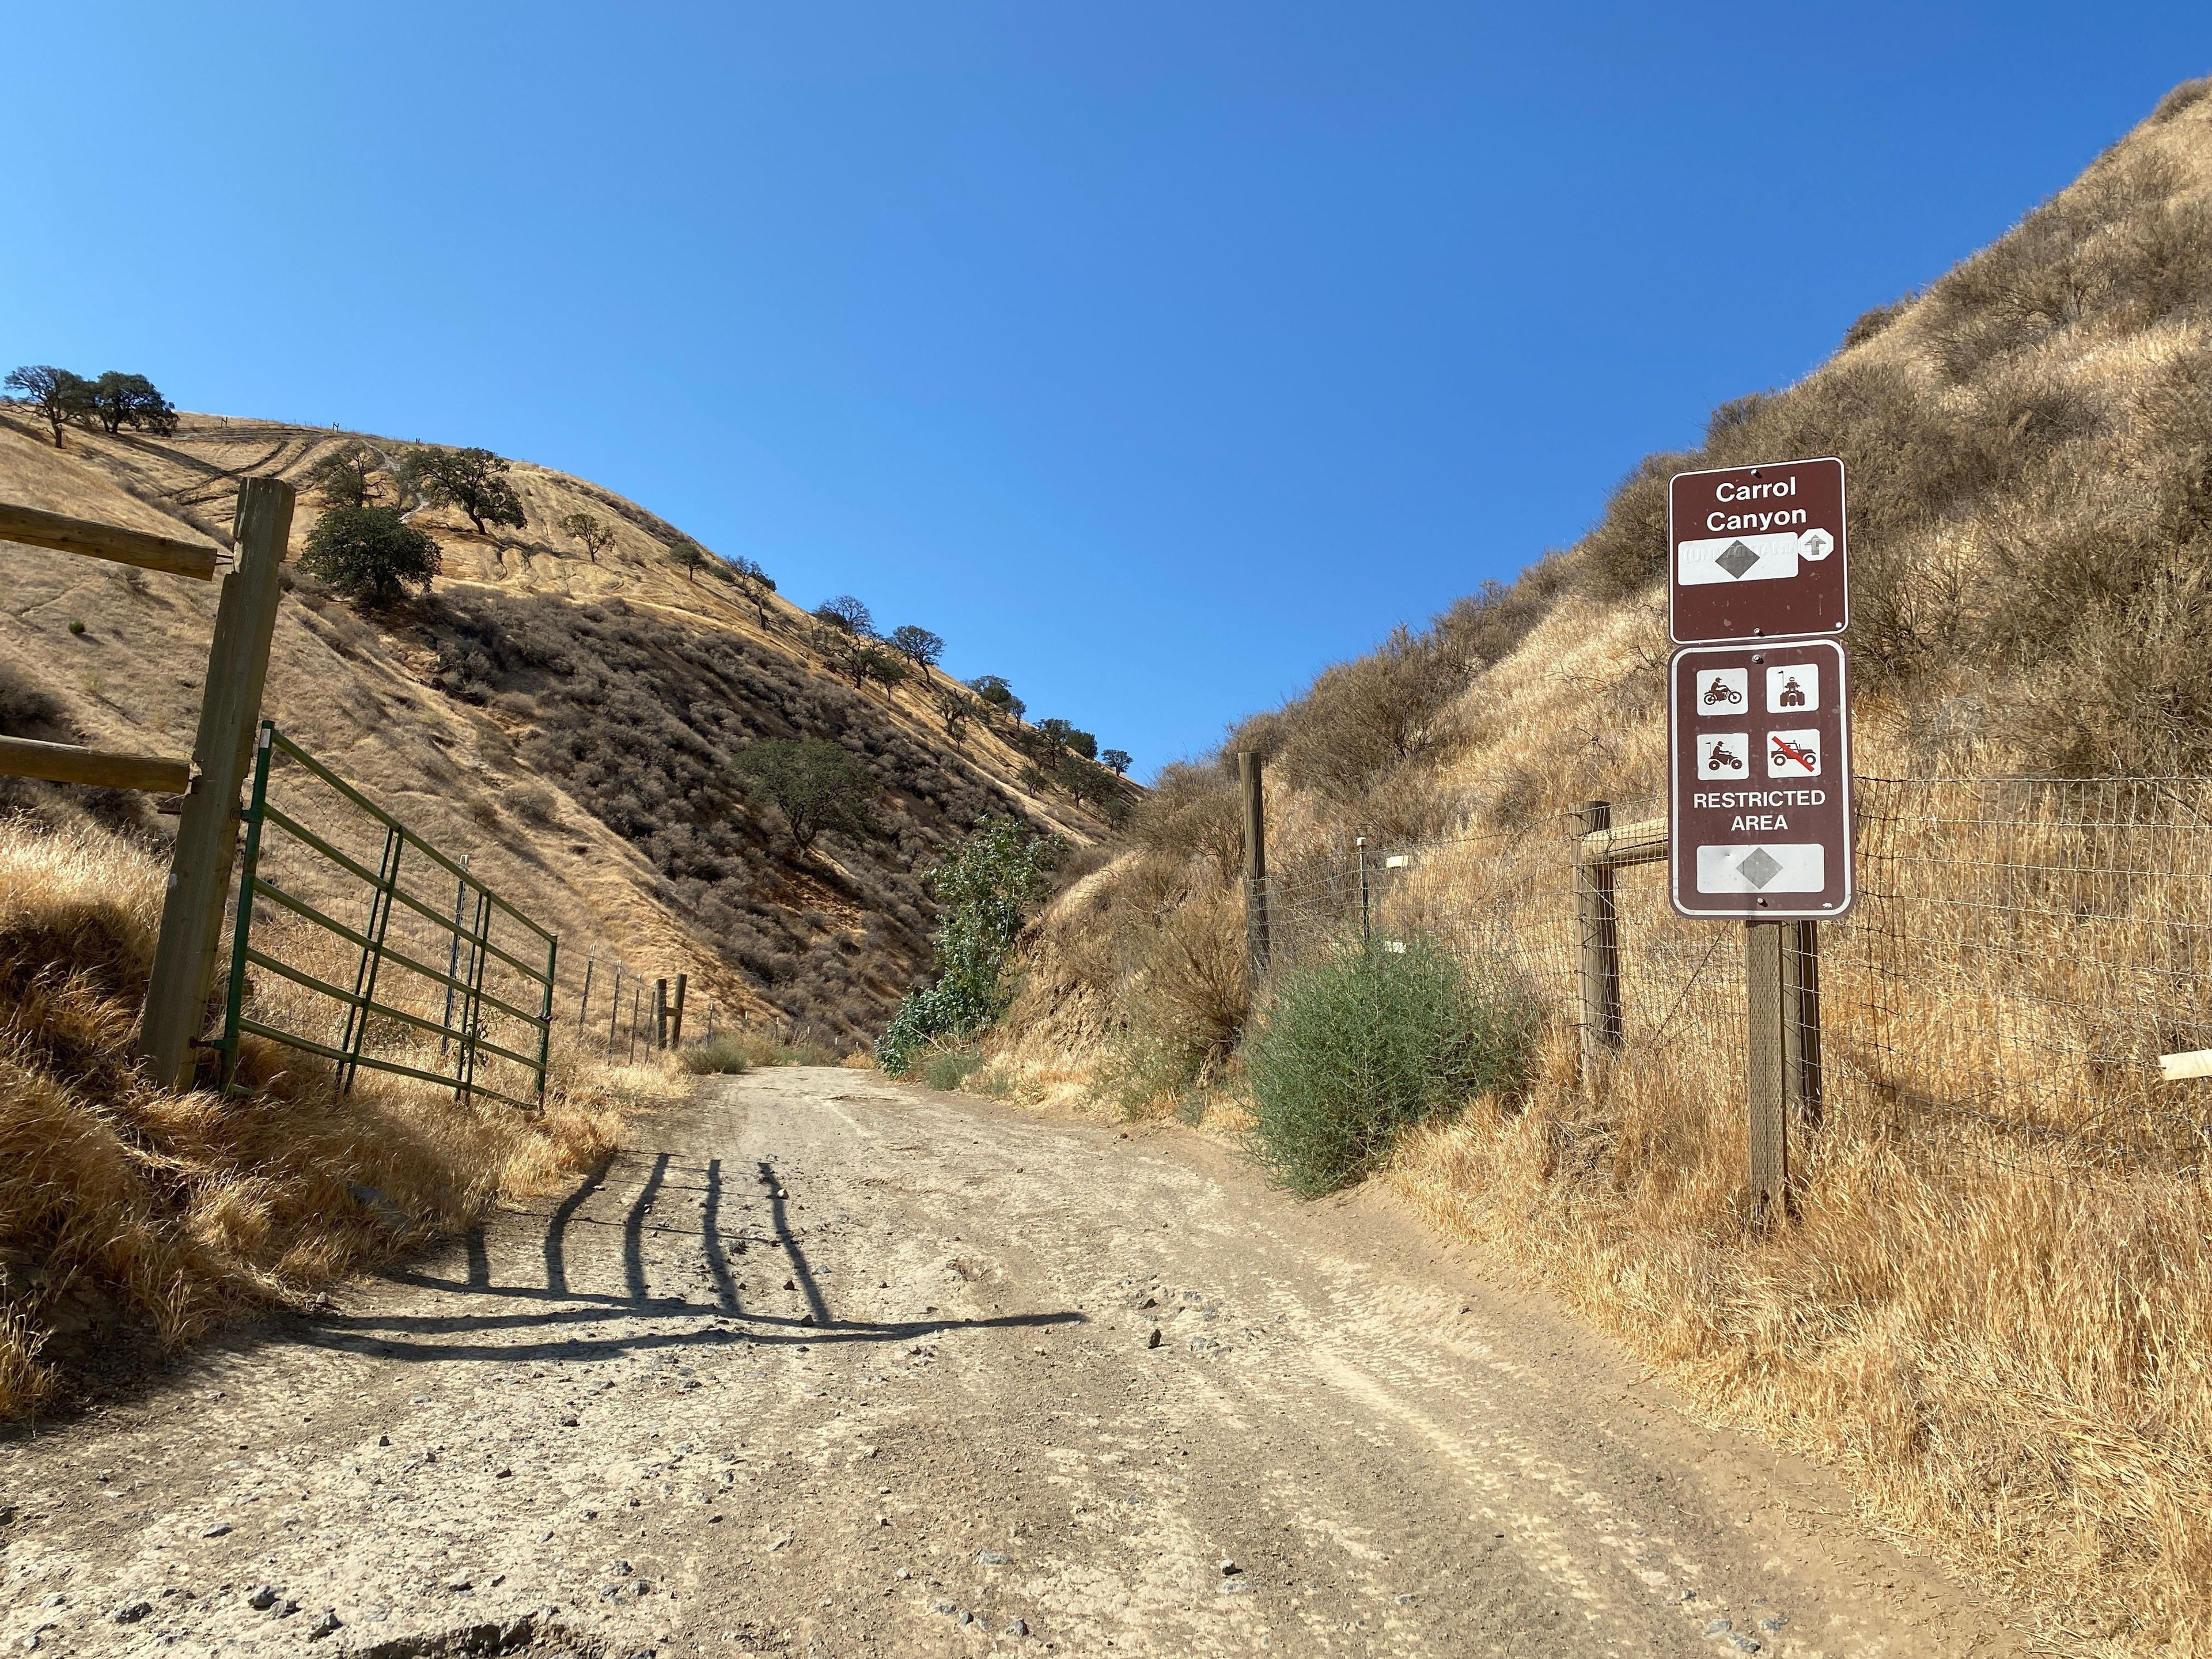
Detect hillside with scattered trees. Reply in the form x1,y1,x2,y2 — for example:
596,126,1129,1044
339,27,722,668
0,402,1137,1044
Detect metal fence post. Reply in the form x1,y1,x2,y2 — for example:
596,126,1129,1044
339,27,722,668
653,978,669,1051
215,724,276,1093
1238,751,1269,979
1745,919,1789,1213
1575,800,1624,1088
670,972,688,1048
577,953,594,1034
535,934,558,1105
608,966,623,1053
1356,836,1370,943
135,475,295,1089
338,827,403,1094
1784,919,1824,1129
438,856,469,1058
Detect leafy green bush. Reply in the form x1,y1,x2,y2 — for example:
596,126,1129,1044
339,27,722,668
300,505,442,605
1245,934,1539,1198
877,819,1058,1074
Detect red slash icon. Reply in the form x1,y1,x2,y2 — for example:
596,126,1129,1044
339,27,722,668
1770,736,1817,771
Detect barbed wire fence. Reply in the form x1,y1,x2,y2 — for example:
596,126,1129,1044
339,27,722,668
1255,775,2212,1183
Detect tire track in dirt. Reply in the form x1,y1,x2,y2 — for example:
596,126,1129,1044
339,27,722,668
0,1070,2023,1657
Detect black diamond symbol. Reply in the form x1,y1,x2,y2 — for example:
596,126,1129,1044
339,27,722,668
1715,540,1760,579
1736,847,1783,889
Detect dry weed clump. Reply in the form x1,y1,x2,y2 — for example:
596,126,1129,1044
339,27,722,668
0,817,639,1417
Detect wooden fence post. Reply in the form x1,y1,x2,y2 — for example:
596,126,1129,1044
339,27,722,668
1784,919,1824,1128
670,972,688,1048
1575,800,1624,1088
1238,751,1269,979
134,476,295,1089
1745,919,1789,1213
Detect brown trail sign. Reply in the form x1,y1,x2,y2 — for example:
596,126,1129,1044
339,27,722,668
1668,639,1854,921
1666,455,1852,1216
1668,456,1846,645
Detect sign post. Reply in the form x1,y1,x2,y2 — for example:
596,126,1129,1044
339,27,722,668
1665,456,1853,1217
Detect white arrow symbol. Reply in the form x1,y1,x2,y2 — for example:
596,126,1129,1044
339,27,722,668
1798,528,1834,561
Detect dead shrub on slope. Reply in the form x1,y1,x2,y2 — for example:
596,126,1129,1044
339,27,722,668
0,818,633,1416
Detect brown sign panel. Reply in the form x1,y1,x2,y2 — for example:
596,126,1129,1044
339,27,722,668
1669,639,1854,920
1668,456,1847,645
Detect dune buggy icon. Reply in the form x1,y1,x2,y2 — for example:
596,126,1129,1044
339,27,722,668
1695,668,1747,711
1766,728,1822,778
1698,733,1748,774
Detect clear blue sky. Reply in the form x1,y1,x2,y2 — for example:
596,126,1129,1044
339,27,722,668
6,6,2209,777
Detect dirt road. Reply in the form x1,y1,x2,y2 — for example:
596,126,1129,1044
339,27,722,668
1,1070,2020,1657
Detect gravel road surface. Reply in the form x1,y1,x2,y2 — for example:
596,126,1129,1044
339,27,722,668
0,1068,2021,1658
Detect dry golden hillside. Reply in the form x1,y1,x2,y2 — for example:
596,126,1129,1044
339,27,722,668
988,75,2212,1657
0,408,1123,1048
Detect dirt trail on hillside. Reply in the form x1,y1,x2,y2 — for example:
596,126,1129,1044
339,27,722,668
0,1071,2022,1658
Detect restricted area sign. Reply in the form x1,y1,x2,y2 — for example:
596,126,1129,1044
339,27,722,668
1669,456,1847,645
1669,638,1854,919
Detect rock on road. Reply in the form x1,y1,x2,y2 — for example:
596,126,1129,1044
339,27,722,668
1,1069,2019,1657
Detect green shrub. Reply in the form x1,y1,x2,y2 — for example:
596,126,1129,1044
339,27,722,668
681,1031,756,1074
921,1047,986,1092
876,819,1059,1074
301,504,442,605
1245,934,1539,1198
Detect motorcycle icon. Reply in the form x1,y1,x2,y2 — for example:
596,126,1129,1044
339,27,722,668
1702,680,1744,707
1705,743,1744,773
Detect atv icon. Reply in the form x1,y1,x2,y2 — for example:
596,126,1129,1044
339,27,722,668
1705,743,1744,773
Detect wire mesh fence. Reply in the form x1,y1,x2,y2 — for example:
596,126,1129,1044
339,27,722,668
1260,775,2212,1181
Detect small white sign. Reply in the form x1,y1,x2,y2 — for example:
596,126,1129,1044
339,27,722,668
1766,663,1818,713
1695,668,1747,713
1676,527,1838,586
1766,728,1822,778
1696,843,1826,893
1697,732,1749,777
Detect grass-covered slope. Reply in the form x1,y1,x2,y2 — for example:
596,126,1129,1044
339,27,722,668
0,411,1122,1044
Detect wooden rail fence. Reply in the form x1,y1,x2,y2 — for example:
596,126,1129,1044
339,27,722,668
3,484,295,1089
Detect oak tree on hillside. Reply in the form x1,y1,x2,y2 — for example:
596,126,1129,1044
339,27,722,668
855,644,910,696
305,441,385,507
556,511,616,564
1100,748,1132,776
88,372,176,437
399,445,527,535
729,737,880,851
967,675,1025,722
889,625,944,670
669,537,708,582
300,505,442,606
1032,718,1094,760
934,687,983,739
810,621,865,685
813,593,876,636
728,555,777,626
5,366,93,447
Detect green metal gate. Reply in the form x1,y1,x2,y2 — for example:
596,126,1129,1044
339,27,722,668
216,721,558,1109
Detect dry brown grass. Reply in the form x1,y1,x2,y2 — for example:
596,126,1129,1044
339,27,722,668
0,816,656,1419
1388,1040,2212,1656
